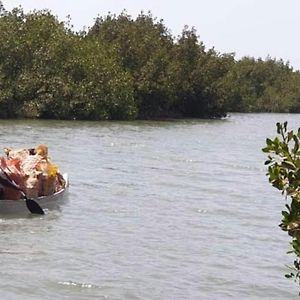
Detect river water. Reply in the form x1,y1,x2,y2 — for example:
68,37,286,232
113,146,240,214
0,113,299,299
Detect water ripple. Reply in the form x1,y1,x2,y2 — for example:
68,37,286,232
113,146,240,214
0,114,299,299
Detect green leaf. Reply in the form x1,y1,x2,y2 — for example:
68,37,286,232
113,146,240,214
262,146,270,153
276,122,281,134
266,138,273,146
293,136,299,154
282,161,297,170
282,211,289,217
288,131,294,142
274,137,280,147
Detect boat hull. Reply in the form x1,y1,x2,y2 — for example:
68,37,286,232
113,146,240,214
0,174,69,216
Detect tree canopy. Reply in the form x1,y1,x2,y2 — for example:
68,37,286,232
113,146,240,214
0,4,299,120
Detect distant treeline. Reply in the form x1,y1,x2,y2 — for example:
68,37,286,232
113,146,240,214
0,4,299,120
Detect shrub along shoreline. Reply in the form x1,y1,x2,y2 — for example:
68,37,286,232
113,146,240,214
0,4,299,120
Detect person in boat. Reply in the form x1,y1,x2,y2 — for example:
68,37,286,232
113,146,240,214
0,177,7,200
0,145,65,200
0,166,24,200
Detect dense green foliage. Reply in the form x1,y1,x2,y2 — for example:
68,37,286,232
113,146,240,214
263,122,300,290
0,4,299,120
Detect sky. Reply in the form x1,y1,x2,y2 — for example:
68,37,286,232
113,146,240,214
2,0,300,70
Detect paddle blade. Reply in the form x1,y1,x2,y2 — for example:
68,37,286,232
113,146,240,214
25,198,45,215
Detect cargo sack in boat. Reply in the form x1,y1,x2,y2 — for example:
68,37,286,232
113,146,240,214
37,162,60,196
0,144,65,200
0,157,23,200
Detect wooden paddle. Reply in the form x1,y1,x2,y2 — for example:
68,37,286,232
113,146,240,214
0,166,44,215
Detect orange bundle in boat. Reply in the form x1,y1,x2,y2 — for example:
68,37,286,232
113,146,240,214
0,157,24,200
0,144,65,200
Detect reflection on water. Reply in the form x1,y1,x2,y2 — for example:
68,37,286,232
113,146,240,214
0,114,299,299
